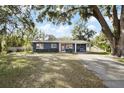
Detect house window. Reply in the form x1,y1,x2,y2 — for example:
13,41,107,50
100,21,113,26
36,43,44,49
51,44,57,48
66,44,73,49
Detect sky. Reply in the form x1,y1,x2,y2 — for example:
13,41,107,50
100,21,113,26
35,15,103,38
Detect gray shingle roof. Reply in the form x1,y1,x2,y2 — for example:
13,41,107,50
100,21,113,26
32,40,89,44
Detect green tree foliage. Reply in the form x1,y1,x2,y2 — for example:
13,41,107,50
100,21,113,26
33,29,47,41
56,36,72,41
0,6,21,52
92,33,111,52
47,35,56,41
0,5,36,52
33,5,92,25
72,21,96,41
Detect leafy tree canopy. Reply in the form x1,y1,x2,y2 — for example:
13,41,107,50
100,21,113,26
72,20,96,41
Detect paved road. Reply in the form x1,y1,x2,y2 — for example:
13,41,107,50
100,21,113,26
77,54,124,88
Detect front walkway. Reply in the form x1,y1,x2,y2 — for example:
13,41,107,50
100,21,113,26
77,54,124,88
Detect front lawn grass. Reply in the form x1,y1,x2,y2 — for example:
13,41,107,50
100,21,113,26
115,58,124,63
87,52,109,55
0,53,105,88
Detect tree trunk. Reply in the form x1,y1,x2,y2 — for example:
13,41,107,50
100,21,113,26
110,5,122,56
112,5,120,41
110,5,124,57
91,5,119,55
118,5,124,57
110,38,120,56
91,5,115,44
0,35,1,52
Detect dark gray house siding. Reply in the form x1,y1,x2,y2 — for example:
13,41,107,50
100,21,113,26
32,42,59,52
32,41,88,53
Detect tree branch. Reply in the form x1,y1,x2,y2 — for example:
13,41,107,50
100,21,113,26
112,5,120,40
91,5,115,44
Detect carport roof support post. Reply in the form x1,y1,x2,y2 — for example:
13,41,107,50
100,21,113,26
59,42,61,52
75,43,77,53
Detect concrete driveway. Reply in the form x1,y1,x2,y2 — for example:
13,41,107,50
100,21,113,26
77,54,124,88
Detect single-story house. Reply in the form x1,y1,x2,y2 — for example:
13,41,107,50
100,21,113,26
32,40,90,53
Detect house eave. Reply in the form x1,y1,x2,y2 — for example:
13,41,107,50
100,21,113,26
32,40,89,44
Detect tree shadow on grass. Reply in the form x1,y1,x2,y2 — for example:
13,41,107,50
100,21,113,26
86,52,109,55
0,54,105,88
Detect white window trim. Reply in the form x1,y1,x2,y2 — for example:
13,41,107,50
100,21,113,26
51,44,57,48
36,43,44,49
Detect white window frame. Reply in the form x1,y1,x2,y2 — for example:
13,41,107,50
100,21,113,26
51,44,57,48
36,43,44,49
66,44,73,49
